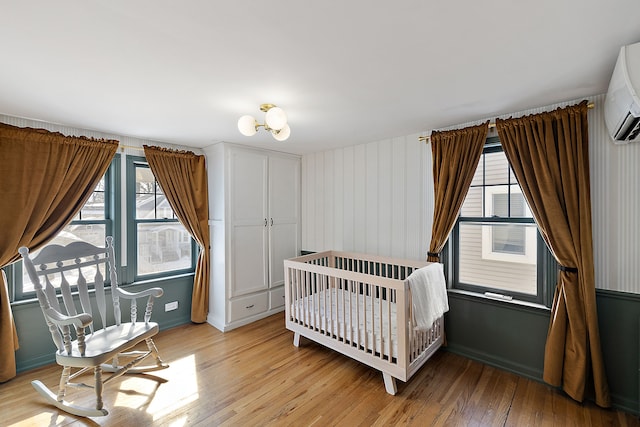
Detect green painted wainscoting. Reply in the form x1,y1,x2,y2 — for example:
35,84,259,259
444,289,640,415
11,274,194,373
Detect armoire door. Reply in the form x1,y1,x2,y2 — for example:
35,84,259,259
229,149,269,297
268,154,300,288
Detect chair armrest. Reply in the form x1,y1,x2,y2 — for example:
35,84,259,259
114,287,164,300
43,307,93,329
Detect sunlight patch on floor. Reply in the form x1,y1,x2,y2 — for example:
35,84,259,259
9,412,73,427
144,354,199,422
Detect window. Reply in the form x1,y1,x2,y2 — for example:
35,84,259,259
11,156,117,300
452,137,553,305
7,153,197,302
127,156,195,279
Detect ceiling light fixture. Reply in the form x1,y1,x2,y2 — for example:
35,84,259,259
238,103,291,142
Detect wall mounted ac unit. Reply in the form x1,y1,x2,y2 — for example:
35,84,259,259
604,41,640,144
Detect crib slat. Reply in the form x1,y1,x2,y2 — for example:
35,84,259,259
322,274,328,335
378,285,383,359
295,269,300,322
340,277,345,343
355,280,360,351
386,291,391,360
370,284,374,355
303,271,309,328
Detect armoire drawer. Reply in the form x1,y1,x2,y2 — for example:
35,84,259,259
229,293,269,322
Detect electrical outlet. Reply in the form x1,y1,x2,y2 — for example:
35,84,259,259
165,301,178,312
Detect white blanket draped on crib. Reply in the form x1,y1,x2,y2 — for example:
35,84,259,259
407,263,448,331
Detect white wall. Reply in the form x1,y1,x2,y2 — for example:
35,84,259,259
301,134,432,261
301,93,640,294
588,94,640,293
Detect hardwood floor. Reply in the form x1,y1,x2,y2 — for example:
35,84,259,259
2,313,638,426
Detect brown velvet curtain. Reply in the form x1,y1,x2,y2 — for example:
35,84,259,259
495,101,610,407
0,270,19,382
427,122,488,262
143,145,210,323
0,123,118,382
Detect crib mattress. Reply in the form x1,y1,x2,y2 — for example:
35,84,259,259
291,288,398,358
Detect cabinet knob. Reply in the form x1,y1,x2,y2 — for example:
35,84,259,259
245,304,255,309
264,218,267,227
270,218,274,226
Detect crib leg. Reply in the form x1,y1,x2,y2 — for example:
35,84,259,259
293,332,301,347
383,373,397,395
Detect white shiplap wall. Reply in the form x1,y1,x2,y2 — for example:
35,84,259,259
301,134,432,261
588,94,640,293
301,94,640,294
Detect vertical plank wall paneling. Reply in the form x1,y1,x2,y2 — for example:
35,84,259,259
300,95,640,294
333,149,344,251
301,133,431,261
343,146,355,251
353,144,366,254
588,94,640,293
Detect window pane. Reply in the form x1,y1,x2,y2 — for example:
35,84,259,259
80,191,106,220
137,222,192,276
491,223,526,254
470,157,483,186
136,193,156,219
484,185,532,219
484,151,509,185
22,223,106,293
459,222,537,295
509,166,518,184
136,167,155,194
93,178,105,192
510,185,531,218
492,193,509,217
156,195,175,219
461,187,483,217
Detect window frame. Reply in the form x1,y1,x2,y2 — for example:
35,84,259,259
450,137,556,306
125,155,197,282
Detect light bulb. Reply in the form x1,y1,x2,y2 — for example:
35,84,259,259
272,124,290,141
264,107,287,131
238,115,257,136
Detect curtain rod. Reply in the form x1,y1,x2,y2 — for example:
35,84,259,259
119,144,144,151
418,101,595,143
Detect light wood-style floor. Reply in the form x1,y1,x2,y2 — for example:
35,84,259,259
2,313,638,426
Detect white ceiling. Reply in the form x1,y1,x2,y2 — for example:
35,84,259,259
1,1,639,155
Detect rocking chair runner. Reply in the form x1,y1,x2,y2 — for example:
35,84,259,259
19,236,169,417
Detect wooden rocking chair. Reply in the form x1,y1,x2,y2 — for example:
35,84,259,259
19,236,169,417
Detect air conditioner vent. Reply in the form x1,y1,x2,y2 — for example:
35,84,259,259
604,41,640,144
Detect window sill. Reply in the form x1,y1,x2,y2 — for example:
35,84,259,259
126,271,195,288
447,288,550,313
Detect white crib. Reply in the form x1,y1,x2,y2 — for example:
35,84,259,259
284,250,444,395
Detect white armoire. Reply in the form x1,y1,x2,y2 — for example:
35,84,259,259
204,142,300,331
